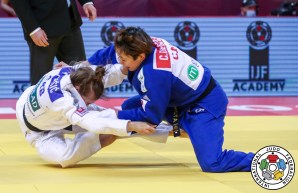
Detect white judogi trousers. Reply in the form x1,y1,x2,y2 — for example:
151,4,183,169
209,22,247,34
16,88,172,168
16,88,101,168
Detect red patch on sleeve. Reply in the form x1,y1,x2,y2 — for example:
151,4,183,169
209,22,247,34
75,107,88,117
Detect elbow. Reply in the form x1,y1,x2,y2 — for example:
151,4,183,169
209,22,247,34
147,116,162,125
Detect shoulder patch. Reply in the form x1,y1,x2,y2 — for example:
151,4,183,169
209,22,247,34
75,106,89,117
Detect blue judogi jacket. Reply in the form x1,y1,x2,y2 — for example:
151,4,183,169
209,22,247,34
88,37,228,125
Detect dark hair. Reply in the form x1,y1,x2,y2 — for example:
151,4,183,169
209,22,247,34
114,26,153,60
70,66,106,100
242,0,258,7
271,1,298,16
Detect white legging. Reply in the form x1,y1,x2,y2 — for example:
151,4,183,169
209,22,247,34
34,129,101,168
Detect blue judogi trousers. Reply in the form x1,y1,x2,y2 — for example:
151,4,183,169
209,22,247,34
122,96,254,172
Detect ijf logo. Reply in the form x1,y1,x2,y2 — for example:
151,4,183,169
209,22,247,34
251,145,295,190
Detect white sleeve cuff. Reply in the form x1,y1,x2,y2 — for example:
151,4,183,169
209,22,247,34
83,2,94,6
30,27,41,36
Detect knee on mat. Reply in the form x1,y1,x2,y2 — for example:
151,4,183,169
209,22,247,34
38,151,76,168
57,158,76,168
200,162,225,173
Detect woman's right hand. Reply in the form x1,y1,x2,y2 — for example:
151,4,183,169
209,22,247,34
30,29,49,47
127,121,156,135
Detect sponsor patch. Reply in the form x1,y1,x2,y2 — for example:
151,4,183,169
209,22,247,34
29,90,40,112
187,65,199,81
29,76,46,112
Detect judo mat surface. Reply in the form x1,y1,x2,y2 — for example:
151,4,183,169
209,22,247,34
0,97,297,193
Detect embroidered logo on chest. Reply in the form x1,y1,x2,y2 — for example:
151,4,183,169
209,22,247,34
187,65,199,81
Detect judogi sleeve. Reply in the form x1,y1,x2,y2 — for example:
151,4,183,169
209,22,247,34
73,63,126,88
118,68,172,125
88,45,117,65
10,0,39,34
56,93,130,136
102,64,127,88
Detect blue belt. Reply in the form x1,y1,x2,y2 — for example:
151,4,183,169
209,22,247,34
179,76,216,110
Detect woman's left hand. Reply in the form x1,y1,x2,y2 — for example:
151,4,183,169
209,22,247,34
54,61,69,69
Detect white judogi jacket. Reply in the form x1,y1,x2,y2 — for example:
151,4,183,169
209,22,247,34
17,64,130,137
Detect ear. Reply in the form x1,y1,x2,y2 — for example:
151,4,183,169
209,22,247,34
75,85,80,91
139,53,146,60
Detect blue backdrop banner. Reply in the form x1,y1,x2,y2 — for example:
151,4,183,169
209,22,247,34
0,17,297,98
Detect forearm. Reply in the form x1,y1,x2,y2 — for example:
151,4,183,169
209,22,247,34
103,64,127,88
118,108,161,125
1,3,14,14
10,0,39,33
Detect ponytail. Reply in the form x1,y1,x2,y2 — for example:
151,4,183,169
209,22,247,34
70,66,106,99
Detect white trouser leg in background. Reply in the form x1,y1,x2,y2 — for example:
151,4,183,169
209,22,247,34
34,130,101,168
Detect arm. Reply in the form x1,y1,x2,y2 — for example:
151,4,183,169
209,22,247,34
9,0,39,35
10,0,48,47
88,45,118,65
87,45,127,84
79,0,97,22
71,108,155,135
1,0,16,16
59,94,154,136
71,62,127,87
118,68,172,125
102,64,127,88
54,61,126,87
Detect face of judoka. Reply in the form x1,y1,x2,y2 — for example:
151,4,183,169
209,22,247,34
116,48,145,71
75,85,97,106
